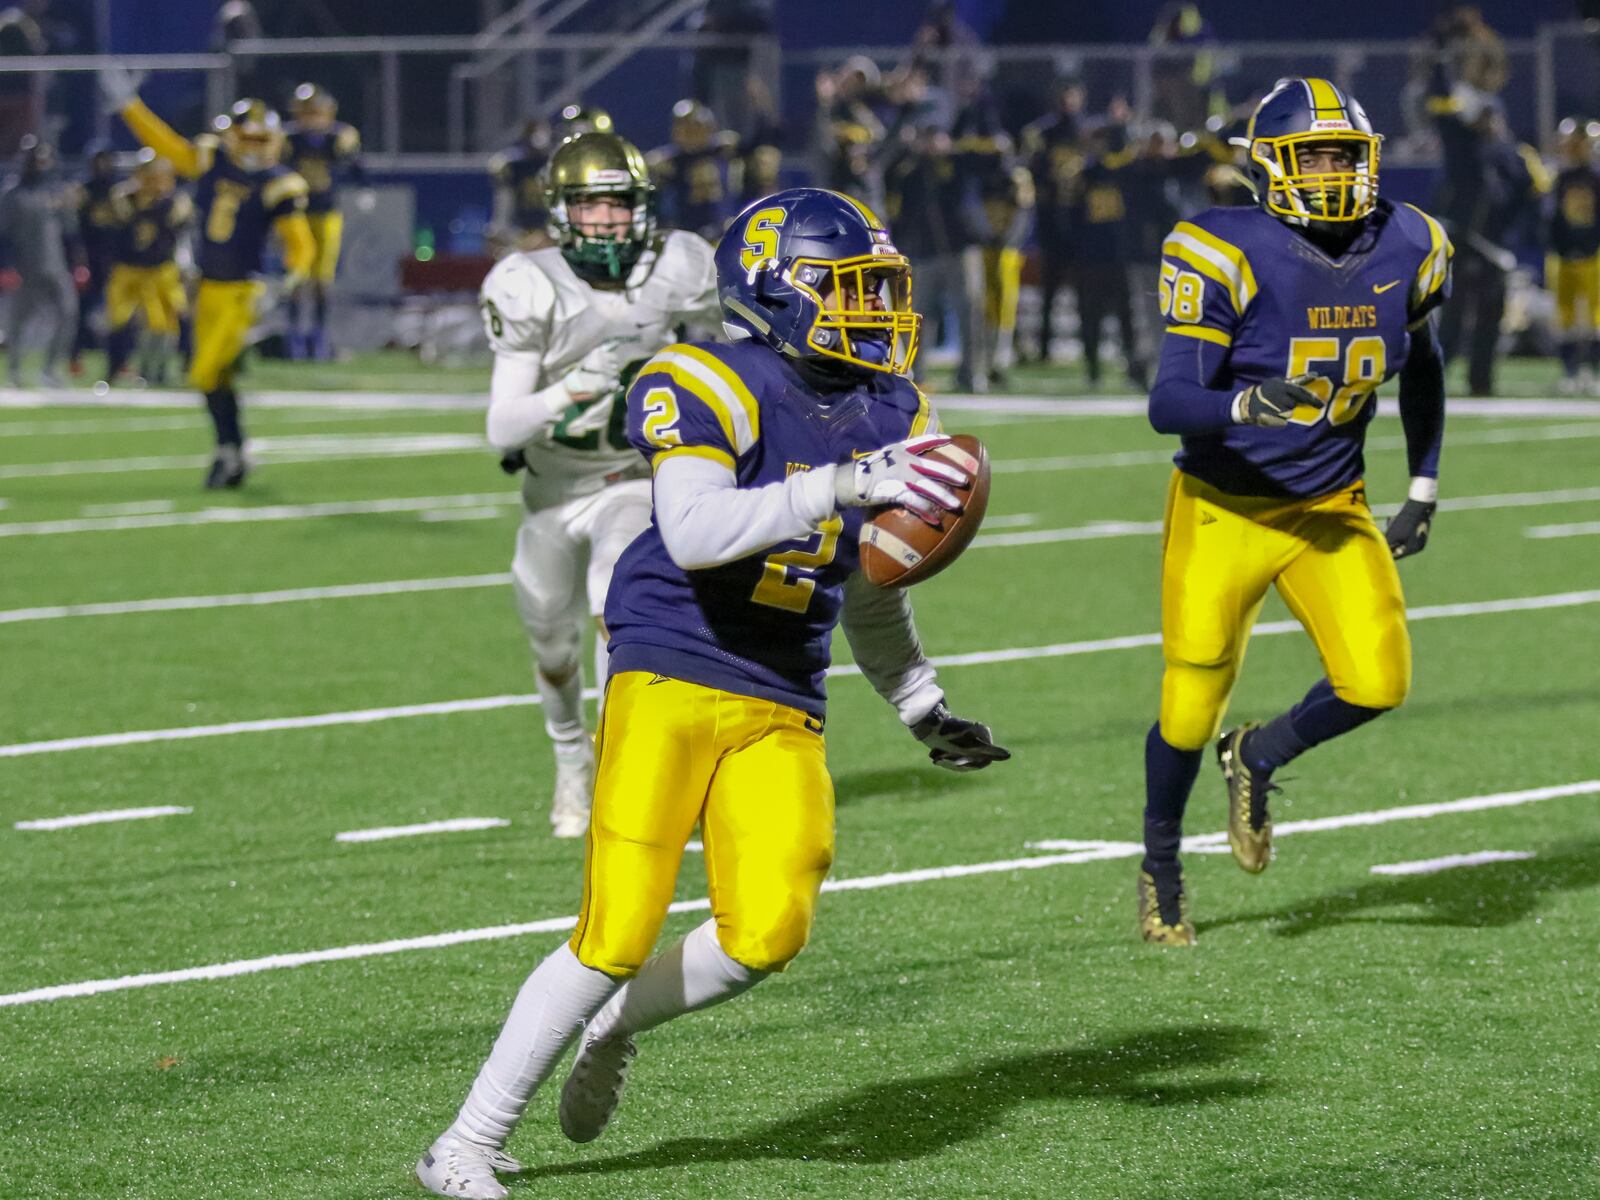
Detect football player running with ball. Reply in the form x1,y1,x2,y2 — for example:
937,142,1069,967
417,187,1008,1199
1137,79,1451,946
479,130,722,838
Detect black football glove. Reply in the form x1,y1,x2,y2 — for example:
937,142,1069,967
910,701,1011,772
1236,373,1320,427
1386,498,1436,559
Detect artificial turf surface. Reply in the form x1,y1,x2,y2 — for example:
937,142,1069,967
2,350,1597,1198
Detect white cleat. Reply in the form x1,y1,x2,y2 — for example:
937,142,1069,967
550,740,594,839
558,1033,637,1143
415,1135,522,1199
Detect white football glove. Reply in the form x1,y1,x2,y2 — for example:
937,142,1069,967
834,434,967,526
98,64,144,113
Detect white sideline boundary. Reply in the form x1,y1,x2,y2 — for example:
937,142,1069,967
334,818,509,843
2,587,1597,761
14,805,191,831
1525,520,1600,539
2,778,1594,1008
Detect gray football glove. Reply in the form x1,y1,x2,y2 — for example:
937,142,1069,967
910,701,1011,772
98,64,143,113
834,433,967,526
1235,373,1320,427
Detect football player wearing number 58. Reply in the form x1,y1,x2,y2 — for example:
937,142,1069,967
416,187,1008,1199
100,66,314,489
1137,79,1452,946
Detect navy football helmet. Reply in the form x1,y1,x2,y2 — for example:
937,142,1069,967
1240,77,1381,227
715,187,920,377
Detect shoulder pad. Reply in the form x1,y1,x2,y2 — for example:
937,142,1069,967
194,136,219,174
335,124,361,156
480,251,558,323
263,171,310,208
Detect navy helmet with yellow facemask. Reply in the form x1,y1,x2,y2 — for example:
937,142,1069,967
716,187,920,378
1238,77,1381,231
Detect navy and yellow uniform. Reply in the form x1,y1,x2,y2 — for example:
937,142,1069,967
285,120,361,282
1547,162,1600,352
1153,197,1450,744
106,185,193,336
576,340,937,976
115,98,313,394
73,168,123,358
489,142,550,240
650,145,732,242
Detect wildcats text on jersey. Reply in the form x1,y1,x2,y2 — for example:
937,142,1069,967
1306,304,1378,330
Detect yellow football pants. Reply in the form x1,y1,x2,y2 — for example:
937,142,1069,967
189,279,264,392
1549,254,1600,332
571,671,835,978
982,246,1023,334
105,262,187,335
306,211,344,284
1158,470,1411,751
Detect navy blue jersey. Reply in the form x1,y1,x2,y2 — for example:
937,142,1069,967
284,122,362,213
115,187,193,268
1548,164,1600,259
605,340,938,716
650,146,731,240
78,175,124,267
191,142,309,281
1158,199,1452,497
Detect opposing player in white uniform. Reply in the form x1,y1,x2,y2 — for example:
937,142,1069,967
480,130,720,837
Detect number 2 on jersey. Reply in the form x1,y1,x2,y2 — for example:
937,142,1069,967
751,517,842,614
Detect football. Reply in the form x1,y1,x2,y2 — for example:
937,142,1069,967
858,434,991,588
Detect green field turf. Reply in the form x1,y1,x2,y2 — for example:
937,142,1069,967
2,355,1598,1199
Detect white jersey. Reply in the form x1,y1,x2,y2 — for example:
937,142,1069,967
479,229,720,509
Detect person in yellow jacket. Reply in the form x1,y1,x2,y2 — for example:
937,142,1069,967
104,149,194,385
101,66,314,488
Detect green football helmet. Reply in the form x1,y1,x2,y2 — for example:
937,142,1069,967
544,131,657,280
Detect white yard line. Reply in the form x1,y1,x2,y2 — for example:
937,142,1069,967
79,500,178,517
418,506,510,522
334,818,509,843
0,434,483,479
0,573,513,625
2,778,1593,1008
973,521,1162,548
2,587,1596,761
1525,520,1600,539
14,805,191,831
0,409,408,437
1369,850,1534,876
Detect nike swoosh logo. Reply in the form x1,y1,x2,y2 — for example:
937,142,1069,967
1373,280,1402,294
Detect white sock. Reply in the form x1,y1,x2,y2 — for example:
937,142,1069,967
449,943,620,1149
536,668,584,744
587,919,764,1043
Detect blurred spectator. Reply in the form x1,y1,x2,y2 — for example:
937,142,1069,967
70,142,121,374
883,118,973,388
690,0,773,137
0,136,79,386
213,1,264,98
1119,122,1183,379
812,58,887,207
1069,121,1145,391
1433,5,1508,97
1148,2,1219,131
732,76,784,208
0,1,50,156
487,117,553,254
649,98,737,241
1546,118,1600,394
950,62,1029,388
1021,76,1086,362
911,1,981,88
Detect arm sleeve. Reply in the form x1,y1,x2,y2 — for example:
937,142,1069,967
273,212,316,279
485,354,572,452
1148,328,1239,435
119,99,202,179
652,453,839,570
1398,314,1445,480
839,572,944,725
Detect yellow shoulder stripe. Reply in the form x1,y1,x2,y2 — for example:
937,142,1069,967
652,443,736,472
652,344,761,455
828,189,883,228
1403,203,1453,305
1163,221,1257,314
910,387,939,436
1165,324,1233,348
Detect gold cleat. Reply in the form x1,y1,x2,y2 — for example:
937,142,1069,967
1217,725,1276,874
1138,868,1196,946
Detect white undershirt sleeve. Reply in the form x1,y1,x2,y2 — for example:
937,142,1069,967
839,572,944,726
485,355,572,453
652,454,840,570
